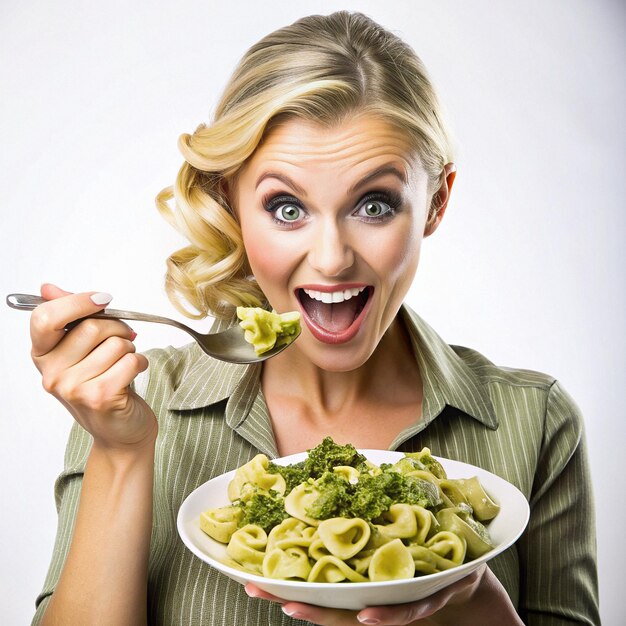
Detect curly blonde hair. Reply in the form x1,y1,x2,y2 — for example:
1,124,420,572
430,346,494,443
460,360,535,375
156,11,455,320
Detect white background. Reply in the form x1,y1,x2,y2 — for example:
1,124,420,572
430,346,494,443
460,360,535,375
1,1,623,623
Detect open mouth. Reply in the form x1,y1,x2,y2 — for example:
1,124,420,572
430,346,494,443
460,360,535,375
296,286,373,343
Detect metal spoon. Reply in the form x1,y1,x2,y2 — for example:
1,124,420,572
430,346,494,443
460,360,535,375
6,293,299,364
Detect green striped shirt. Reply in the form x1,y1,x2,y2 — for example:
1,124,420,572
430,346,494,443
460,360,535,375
32,306,600,625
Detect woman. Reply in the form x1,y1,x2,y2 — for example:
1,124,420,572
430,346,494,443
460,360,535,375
30,11,599,626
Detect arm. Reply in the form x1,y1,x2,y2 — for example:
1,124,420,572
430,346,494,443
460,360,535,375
29,285,157,626
40,440,155,626
517,381,600,625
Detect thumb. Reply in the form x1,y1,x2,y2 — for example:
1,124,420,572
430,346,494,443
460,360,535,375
40,283,73,301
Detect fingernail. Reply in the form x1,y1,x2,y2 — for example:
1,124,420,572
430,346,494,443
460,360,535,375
129,329,137,341
90,292,113,306
358,618,380,625
281,606,304,619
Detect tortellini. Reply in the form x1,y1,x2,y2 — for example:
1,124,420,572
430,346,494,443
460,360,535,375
368,538,416,581
226,525,267,574
199,505,242,544
236,307,301,356
227,454,287,501
317,517,371,559
263,547,312,580
199,446,501,583
284,482,323,527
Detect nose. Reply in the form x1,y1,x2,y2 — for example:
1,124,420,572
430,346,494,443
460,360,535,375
307,219,355,277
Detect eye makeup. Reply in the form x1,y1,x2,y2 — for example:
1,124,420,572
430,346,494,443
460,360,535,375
353,190,403,222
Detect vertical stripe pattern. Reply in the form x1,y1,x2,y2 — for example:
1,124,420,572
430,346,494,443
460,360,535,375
31,306,599,625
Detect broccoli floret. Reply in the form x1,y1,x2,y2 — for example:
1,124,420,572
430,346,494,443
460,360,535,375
237,489,289,533
267,460,308,494
303,437,369,478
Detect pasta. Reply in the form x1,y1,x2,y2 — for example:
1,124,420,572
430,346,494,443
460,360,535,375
199,438,501,583
236,307,301,356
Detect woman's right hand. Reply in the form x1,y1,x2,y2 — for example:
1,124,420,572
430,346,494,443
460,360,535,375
30,283,156,452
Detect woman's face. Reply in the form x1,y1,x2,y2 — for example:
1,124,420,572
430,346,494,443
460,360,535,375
232,115,443,371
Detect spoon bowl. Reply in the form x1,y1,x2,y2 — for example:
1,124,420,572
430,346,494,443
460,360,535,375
6,293,299,364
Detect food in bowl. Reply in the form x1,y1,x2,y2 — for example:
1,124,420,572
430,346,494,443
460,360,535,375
198,437,501,583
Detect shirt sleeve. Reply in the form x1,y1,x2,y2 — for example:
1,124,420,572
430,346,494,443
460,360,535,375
517,380,600,625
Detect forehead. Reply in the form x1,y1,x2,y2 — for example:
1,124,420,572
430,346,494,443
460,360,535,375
240,115,422,184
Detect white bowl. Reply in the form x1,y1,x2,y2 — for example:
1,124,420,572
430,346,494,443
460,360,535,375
177,450,529,610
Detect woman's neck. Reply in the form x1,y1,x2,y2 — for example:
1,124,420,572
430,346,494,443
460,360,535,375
260,315,423,441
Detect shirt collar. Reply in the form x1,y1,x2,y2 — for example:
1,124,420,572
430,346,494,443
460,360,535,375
399,306,498,430
167,305,498,431
167,313,252,411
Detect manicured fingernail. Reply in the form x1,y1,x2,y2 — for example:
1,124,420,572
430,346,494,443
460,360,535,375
358,618,380,625
90,292,113,306
129,330,137,341
281,606,304,619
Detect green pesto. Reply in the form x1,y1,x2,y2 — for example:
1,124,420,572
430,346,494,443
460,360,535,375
302,455,441,521
236,490,289,533
302,437,369,477
267,461,308,494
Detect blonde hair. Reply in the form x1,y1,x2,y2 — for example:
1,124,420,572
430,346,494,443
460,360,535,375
157,11,455,320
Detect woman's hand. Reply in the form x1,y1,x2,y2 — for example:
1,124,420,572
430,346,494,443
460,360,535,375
245,564,523,625
33,284,157,624
30,283,156,452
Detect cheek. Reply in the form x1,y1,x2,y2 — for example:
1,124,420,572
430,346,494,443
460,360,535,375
242,232,273,280
364,223,421,285
241,227,297,296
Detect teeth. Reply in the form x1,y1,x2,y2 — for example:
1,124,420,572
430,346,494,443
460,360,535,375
302,286,366,304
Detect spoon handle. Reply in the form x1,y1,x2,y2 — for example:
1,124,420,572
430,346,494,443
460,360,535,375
6,293,196,334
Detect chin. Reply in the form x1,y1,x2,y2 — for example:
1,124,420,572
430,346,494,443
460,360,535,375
297,333,376,372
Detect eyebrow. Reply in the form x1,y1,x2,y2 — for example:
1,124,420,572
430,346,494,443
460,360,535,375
254,164,407,196
255,172,306,194
348,165,407,194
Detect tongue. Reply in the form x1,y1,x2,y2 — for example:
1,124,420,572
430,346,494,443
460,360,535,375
304,297,359,332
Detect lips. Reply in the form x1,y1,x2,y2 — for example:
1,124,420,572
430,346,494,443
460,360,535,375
296,285,373,344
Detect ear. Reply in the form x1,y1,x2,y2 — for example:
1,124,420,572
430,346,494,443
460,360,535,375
424,163,456,237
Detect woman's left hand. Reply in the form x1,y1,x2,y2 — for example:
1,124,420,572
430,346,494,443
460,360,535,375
245,564,523,625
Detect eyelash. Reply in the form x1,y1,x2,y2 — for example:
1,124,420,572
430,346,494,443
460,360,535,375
356,191,402,223
262,190,402,227
262,194,304,227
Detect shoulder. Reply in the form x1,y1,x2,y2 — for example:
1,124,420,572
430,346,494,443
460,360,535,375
132,342,207,397
451,344,584,435
144,342,201,381
451,344,555,391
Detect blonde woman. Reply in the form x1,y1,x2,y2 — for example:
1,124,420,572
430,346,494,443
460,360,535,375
29,12,598,626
